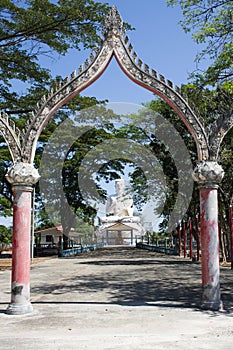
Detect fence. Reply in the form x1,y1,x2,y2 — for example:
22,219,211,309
136,242,178,255
137,218,201,260
60,243,104,257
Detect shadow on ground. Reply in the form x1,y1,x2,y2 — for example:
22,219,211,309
29,247,233,311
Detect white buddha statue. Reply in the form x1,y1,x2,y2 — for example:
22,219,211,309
105,178,134,218
98,178,144,245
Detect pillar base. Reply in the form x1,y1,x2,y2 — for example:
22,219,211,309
6,302,33,315
201,300,223,311
201,282,222,311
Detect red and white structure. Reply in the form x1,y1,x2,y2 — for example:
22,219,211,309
0,7,232,313
5,163,40,314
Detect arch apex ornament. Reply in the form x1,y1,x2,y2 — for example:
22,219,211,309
104,6,125,36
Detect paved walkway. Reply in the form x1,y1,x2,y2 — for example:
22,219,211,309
0,247,233,349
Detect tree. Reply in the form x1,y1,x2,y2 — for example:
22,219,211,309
127,97,198,232
0,1,134,232
0,0,111,111
36,103,128,247
142,86,233,260
167,0,233,88
0,224,12,246
218,127,233,261
166,0,233,259
0,0,113,228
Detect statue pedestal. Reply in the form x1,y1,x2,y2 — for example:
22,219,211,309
97,216,145,246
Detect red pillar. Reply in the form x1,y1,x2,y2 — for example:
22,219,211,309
6,186,33,314
189,219,193,260
177,224,181,256
5,162,40,315
195,215,200,262
229,206,233,270
183,221,187,258
200,186,222,310
193,161,224,311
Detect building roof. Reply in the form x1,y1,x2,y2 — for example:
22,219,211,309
106,222,136,231
35,226,63,234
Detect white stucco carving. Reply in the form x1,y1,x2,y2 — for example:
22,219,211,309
192,161,224,185
6,162,40,186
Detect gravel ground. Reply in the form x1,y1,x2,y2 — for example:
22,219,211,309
0,247,232,350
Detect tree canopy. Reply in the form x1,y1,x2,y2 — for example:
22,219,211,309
0,224,12,245
0,0,110,110
167,0,233,88
0,0,112,233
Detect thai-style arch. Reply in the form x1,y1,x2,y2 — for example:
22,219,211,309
0,6,232,315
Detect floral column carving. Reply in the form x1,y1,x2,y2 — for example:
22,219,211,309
5,162,40,315
193,161,224,310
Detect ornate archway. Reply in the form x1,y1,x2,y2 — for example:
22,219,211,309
1,6,232,314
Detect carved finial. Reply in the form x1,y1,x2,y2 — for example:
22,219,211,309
104,6,125,35
124,36,129,45
192,161,224,187
167,80,173,88
128,44,133,53
71,70,76,79
41,94,47,103
84,59,89,69
78,65,83,74
63,76,69,85
144,64,150,74
137,59,143,69
159,74,165,83
90,52,95,62
6,162,40,186
132,52,137,62
152,69,158,78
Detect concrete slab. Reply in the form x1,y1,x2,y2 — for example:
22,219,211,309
0,247,232,349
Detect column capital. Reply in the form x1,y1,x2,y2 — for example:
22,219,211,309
192,161,224,188
5,162,40,186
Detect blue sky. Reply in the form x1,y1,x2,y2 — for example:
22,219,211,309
47,0,208,104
